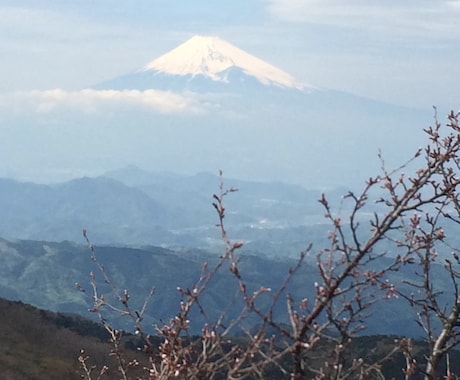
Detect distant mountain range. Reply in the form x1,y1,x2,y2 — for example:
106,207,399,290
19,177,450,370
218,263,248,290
0,166,454,340
0,167,337,248
0,167,455,342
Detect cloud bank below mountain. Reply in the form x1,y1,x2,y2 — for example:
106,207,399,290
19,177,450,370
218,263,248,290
0,89,204,115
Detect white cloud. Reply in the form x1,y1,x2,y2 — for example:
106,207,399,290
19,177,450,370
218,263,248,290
0,89,204,114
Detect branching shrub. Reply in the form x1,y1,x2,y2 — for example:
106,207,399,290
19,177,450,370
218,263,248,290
78,110,460,380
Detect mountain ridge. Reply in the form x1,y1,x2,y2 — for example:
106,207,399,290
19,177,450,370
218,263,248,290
0,170,331,248
0,236,428,337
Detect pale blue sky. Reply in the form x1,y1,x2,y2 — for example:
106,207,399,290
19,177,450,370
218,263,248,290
1,1,459,108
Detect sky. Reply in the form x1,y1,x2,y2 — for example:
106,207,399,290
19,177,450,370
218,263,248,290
0,1,459,185
1,0,459,108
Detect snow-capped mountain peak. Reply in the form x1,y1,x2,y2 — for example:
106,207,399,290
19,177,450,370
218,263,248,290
143,35,306,90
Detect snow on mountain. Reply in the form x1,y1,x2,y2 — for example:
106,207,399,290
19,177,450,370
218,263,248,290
94,35,311,92
143,35,305,90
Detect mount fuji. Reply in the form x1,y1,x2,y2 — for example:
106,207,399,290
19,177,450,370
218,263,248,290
87,35,430,188
95,35,312,93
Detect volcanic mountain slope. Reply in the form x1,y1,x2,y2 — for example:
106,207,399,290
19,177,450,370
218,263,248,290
95,35,311,93
91,35,430,189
